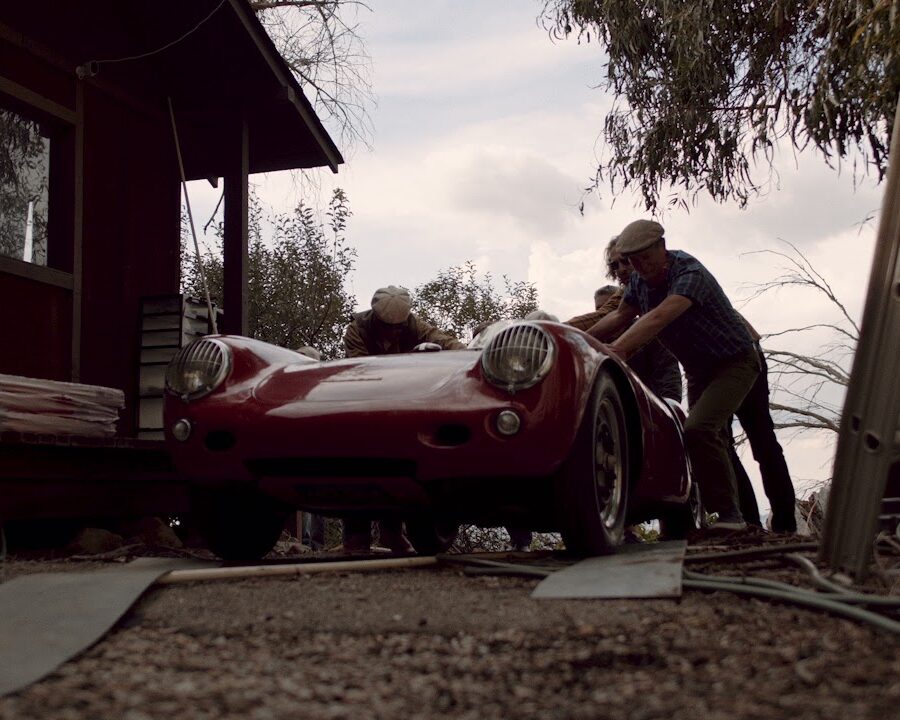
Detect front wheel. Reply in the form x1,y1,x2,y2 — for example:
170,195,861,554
192,488,290,563
659,481,704,540
405,516,459,555
558,371,631,555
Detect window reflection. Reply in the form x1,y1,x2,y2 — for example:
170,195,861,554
0,108,50,265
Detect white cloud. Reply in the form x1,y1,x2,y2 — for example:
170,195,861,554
191,2,891,498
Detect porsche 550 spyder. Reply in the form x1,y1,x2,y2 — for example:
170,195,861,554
163,320,701,561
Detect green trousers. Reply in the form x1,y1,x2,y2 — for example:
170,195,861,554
685,347,760,520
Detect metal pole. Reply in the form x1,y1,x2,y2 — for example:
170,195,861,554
820,96,900,577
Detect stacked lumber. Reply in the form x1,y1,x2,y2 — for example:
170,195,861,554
0,374,124,437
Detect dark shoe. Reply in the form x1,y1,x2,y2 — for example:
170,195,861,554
342,518,372,554
342,535,371,554
770,513,797,533
378,521,415,554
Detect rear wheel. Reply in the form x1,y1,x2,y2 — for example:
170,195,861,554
405,516,459,555
193,488,290,563
558,371,630,555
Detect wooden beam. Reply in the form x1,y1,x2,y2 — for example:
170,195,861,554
71,81,84,381
226,0,342,172
0,256,73,290
222,118,249,336
0,75,76,124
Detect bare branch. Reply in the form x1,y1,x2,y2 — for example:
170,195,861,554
769,403,841,434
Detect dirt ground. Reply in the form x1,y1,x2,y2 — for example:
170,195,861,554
0,538,898,720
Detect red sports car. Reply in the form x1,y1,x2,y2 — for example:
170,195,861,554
164,320,701,561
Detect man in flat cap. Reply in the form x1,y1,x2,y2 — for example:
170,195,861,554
585,220,759,530
341,285,465,553
566,236,682,404
344,285,466,357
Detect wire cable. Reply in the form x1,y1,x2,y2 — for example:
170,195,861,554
167,97,218,334
77,0,227,76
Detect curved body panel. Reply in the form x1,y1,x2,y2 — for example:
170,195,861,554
164,323,691,526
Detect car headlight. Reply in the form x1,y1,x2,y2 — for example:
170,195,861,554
165,338,232,401
481,322,555,393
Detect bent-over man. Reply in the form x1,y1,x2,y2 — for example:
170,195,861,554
342,286,465,553
586,221,759,529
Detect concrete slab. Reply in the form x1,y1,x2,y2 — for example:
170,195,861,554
531,541,687,599
0,557,206,696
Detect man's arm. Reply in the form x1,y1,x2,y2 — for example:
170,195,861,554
343,322,369,358
585,301,639,341
416,318,466,350
565,289,624,332
608,294,692,359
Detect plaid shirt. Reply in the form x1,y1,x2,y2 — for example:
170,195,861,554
623,250,753,378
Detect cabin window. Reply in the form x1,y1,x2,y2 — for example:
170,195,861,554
0,106,51,265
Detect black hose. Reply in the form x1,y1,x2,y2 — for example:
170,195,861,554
683,577,900,635
684,569,900,608
684,542,819,564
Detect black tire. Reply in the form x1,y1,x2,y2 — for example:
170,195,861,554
558,370,630,555
405,517,459,555
658,480,704,540
193,488,290,563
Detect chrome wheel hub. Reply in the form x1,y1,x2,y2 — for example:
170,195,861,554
594,398,624,529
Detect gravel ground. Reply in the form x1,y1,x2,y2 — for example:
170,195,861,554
1,540,898,720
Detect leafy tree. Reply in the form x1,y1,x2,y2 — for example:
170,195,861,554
411,261,540,341
250,0,375,153
182,188,357,359
540,1,900,211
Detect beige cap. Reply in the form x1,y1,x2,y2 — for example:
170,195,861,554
616,220,665,254
371,285,411,324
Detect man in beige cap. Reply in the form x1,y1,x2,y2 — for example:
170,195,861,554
341,286,465,553
344,285,465,357
566,236,682,403
584,220,759,530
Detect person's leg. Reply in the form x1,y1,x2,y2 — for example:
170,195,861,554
684,349,760,524
724,421,762,526
736,349,796,531
306,513,326,550
377,519,414,554
342,517,371,553
506,527,533,551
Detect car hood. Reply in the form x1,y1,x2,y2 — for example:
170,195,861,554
252,351,480,404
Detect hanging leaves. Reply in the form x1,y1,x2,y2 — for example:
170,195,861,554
540,0,900,211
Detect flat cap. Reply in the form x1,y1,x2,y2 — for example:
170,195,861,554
616,220,665,254
371,285,411,324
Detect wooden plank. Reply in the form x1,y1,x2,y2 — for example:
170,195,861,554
0,255,73,289
0,74,76,124
222,117,249,335
71,81,84,381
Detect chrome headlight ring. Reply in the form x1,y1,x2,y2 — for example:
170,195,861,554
480,322,555,394
165,338,232,401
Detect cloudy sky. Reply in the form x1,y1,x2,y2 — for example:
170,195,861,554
187,1,888,510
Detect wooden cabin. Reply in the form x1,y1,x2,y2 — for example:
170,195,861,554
0,0,342,523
